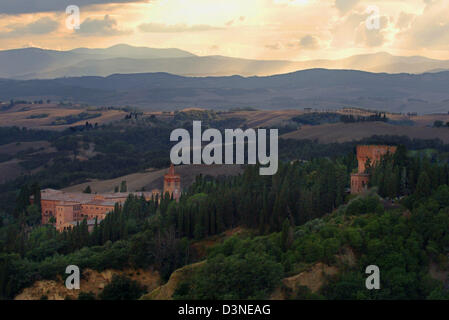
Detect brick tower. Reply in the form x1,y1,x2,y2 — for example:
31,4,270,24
350,145,397,194
163,164,181,201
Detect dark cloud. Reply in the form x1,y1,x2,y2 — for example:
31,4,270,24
0,0,148,15
75,14,129,36
0,17,59,38
138,23,221,33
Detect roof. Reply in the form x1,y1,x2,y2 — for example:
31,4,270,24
85,200,116,206
40,189,158,207
55,201,80,206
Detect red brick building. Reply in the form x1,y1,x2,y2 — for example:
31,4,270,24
39,165,181,231
350,145,397,194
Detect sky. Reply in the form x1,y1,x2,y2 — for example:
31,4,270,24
0,0,448,61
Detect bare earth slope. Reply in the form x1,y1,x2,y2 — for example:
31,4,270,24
15,268,160,300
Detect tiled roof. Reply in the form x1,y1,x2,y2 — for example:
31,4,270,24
41,189,155,207
85,200,116,206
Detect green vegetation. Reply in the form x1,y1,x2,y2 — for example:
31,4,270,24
433,120,449,128
175,185,449,300
26,114,49,119
292,112,341,126
83,186,92,194
2,118,449,300
51,112,101,125
172,110,245,129
99,275,145,300
340,113,388,123
174,252,283,299
291,112,388,126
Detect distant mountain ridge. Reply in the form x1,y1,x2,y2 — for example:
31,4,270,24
69,44,196,59
2,44,449,79
2,68,449,113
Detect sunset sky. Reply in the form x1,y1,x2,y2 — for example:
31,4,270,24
1,0,449,61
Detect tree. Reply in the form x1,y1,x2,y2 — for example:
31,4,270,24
280,218,293,251
25,204,41,226
83,186,92,194
434,120,444,128
99,275,145,300
175,252,283,300
120,181,127,193
415,171,431,199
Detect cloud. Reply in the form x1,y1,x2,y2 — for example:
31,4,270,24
299,35,319,49
396,12,415,30
75,14,129,36
334,0,360,14
225,16,245,27
0,0,149,15
397,0,449,49
0,17,59,38
355,15,389,47
330,11,365,48
330,10,389,48
273,0,310,6
138,23,222,33
265,43,281,50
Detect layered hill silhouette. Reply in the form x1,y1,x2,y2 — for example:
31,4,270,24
2,44,449,79
2,69,449,113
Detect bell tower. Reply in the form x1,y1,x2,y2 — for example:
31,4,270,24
163,164,181,201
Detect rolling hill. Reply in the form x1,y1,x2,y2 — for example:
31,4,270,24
2,69,449,113
3,45,449,79
281,122,449,144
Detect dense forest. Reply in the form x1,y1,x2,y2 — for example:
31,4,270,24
3,116,449,300
2,137,449,299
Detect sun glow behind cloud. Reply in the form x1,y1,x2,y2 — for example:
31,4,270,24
0,0,448,61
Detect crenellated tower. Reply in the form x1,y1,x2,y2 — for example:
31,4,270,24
350,145,397,194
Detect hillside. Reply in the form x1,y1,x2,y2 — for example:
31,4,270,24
0,103,126,130
3,46,449,79
281,122,449,144
15,268,160,300
62,164,244,194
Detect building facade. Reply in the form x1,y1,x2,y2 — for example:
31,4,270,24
350,145,397,194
